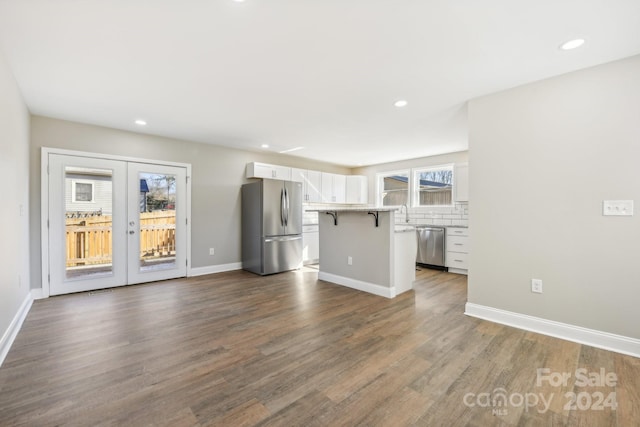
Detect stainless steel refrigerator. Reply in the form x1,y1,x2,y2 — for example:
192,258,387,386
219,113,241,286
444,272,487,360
242,179,303,275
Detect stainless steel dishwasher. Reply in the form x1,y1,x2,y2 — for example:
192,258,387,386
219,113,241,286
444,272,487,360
416,226,446,268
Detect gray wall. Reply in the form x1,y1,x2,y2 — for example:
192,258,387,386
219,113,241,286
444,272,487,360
29,116,350,289
0,49,31,340
319,211,392,286
468,54,640,339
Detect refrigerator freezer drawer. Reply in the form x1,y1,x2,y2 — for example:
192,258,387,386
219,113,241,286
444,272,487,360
263,236,303,275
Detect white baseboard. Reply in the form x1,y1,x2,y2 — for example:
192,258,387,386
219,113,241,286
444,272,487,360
31,288,45,300
465,303,640,359
189,262,242,277
0,292,34,367
318,272,396,298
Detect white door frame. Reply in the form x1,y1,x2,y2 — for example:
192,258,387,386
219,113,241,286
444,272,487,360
41,147,192,298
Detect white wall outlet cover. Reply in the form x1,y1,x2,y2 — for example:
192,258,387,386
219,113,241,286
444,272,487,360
603,200,634,216
531,279,543,293
209,248,215,255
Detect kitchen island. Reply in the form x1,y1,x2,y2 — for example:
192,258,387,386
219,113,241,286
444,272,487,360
308,208,416,298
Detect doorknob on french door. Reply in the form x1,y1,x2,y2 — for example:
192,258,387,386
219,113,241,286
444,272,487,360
129,230,135,235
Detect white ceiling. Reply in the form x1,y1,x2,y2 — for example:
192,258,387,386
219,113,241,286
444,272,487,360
1,1,639,167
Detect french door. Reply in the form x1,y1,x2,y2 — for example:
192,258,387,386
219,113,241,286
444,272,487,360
47,153,188,295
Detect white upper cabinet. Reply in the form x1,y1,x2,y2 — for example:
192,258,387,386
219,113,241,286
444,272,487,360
247,162,359,205
291,168,322,203
246,162,291,180
454,163,469,202
290,167,305,183
334,174,346,203
346,175,368,204
321,172,346,204
306,170,322,203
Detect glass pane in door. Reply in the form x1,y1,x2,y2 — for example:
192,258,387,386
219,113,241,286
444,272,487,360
138,172,177,272
64,166,113,279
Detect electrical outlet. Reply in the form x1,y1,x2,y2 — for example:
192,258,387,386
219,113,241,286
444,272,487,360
531,279,543,294
347,256,353,265
603,200,634,216
209,248,215,255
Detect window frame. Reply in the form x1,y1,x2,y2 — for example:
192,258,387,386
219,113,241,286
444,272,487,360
376,169,410,207
71,179,95,203
412,163,455,208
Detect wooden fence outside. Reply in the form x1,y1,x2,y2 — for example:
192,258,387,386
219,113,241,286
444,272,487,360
65,211,176,267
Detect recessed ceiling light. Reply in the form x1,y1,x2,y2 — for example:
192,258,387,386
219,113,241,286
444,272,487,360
261,144,269,148
560,38,585,50
134,119,147,126
279,147,304,153
394,100,408,108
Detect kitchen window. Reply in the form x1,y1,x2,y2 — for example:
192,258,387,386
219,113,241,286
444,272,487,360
376,170,409,207
413,164,454,207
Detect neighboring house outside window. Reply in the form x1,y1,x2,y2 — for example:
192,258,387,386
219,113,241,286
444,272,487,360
376,170,410,207
413,164,454,207
72,180,94,203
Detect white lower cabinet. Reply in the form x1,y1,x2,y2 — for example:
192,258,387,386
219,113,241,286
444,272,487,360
302,225,319,264
446,227,469,274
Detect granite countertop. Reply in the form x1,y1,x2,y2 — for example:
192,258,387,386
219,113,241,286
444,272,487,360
412,224,468,229
394,225,416,233
306,207,397,212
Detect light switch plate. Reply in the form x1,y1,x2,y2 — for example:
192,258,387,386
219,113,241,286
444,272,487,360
603,200,634,216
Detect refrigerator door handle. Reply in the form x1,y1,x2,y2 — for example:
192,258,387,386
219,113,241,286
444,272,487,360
284,187,289,226
280,188,286,227
264,236,302,243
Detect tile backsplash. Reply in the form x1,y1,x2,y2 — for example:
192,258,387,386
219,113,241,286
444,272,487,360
302,203,369,225
303,208,320,225
302,201,468,227
395,202,468,227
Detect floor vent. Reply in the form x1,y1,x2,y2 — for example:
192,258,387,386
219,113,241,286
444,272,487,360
88,289,114,295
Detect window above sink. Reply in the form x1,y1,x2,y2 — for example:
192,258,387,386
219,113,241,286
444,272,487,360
412,164,454,208
376,170,409,207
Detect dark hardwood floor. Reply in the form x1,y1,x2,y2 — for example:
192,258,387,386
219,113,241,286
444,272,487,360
0,267,638,426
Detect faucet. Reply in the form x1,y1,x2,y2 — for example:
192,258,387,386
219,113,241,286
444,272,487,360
400,204,410,223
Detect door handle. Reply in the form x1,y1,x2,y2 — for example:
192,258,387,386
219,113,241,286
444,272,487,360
281,189,286,226
129,230,135,235
265,236,302,243
284,188,289,226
